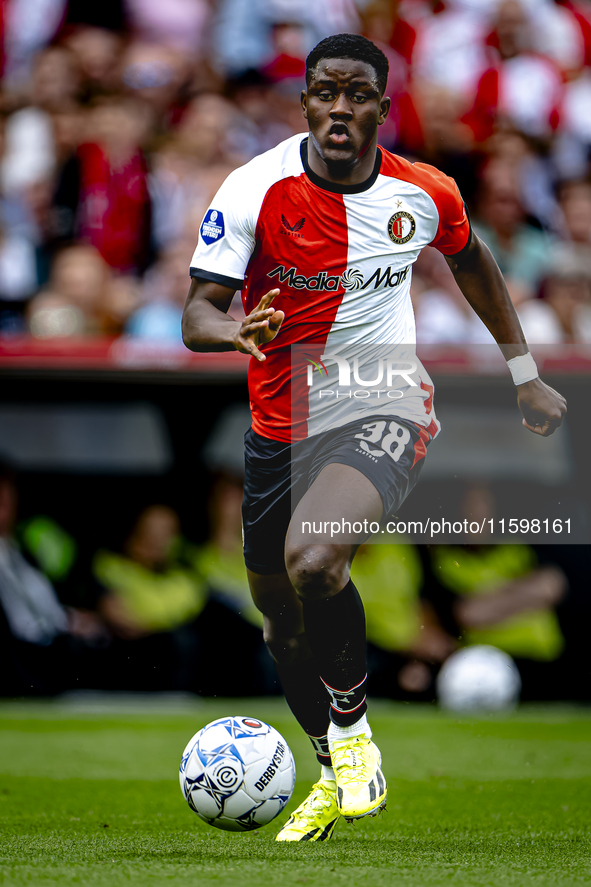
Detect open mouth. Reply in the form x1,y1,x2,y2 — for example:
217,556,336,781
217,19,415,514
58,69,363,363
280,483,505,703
328,122,349,145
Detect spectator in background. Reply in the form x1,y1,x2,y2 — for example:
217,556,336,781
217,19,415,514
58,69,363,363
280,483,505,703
94,505,205,639
359,1,424,155
148,140,208,255
420,539,569,700
174,92,250,172
524,0,586,77
413,245,493,344
559,181,591,247
190,402,277,695
123,0,212,58
518,246,591,344
0,456,67,693
1,46,81,201
0,457,105,695
262,22,307,87
92,504,208,691
211,0,361,79
352,542,457,700
26,244,137,337
0,0,587,355
190,473,278,696
1,0,68,90
76,97,152,274
473,159,551,305
212,0,274,77
412,0,493,100
193,475,261,629
0,221,38,333
557,67,591,180
484,130,564,238
412,481,571,701
126,244,192,343
149,95,243,255
63,26,125,100
0,45,84,292
226,70,297,159
92,495,274,695
102,275,142,337
48,96,153,271
121,42,187,126
346,481,581,703
408,82,477,199
462,0,564,144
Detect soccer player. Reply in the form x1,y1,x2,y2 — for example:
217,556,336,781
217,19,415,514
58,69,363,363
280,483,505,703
182,34,566,842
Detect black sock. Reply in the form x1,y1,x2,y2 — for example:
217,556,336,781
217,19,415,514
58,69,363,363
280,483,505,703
273,652,331,762
308,733,331,768
302,579,368,727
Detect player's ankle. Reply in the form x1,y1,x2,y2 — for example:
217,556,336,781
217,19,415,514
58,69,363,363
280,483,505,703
328,713,372,741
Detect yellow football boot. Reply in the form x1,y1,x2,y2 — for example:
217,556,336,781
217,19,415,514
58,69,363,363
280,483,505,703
329,735,387,821
276,778,340,842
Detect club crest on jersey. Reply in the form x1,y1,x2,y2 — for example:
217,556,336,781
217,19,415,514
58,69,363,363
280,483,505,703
200,209,225,245
388,210,416,245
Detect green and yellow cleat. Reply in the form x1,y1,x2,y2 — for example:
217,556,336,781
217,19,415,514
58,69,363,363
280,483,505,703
275,778,340,842
329,735,387,821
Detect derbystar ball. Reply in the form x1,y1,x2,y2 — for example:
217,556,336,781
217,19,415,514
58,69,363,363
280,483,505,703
179,716,296,831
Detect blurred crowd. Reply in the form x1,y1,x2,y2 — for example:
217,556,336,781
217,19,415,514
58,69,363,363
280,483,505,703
0,0,588,344
1,403,590,704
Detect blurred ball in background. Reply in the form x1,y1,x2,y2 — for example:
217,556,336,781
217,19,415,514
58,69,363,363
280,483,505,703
436,645,522,713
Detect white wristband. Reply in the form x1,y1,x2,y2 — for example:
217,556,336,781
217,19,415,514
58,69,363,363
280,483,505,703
506,352,539,386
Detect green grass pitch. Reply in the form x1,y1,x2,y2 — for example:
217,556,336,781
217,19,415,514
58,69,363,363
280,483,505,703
1,697,590,886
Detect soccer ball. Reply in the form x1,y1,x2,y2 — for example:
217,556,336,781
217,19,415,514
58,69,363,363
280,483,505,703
179,716,296,831
436,645,522,713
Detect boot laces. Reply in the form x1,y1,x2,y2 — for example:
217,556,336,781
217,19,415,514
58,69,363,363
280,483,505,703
295,783,334,823
334,744,369,785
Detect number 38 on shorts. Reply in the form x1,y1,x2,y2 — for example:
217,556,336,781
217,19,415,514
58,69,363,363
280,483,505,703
354,420,411,462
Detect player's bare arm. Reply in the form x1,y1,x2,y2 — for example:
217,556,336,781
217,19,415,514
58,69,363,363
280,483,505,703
445,232,567,436
182,279,284,362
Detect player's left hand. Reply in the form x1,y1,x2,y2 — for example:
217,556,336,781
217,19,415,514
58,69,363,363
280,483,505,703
517,378,567,436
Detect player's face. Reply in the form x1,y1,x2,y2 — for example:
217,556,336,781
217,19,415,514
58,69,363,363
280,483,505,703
302,58,390,176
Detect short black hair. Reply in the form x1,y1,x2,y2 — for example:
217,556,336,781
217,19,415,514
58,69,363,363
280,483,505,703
306,34,389,96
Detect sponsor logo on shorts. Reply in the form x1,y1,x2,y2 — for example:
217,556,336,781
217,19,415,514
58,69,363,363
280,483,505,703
267,264,409,292
388,211,416,245
200,209,225,245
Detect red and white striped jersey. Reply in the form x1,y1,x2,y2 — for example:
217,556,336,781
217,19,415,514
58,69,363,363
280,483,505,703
190,134,470,443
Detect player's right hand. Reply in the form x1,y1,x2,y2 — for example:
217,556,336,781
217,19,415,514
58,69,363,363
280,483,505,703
233,288,285,362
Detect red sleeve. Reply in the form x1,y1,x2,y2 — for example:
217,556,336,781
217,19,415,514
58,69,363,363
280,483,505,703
413,163,471,256
379,150,471,255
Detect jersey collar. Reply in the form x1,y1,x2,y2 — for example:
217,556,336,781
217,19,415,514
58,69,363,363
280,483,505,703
300,138,382,195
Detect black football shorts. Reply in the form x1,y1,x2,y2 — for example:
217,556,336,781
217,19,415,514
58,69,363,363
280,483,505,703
242,415,430,575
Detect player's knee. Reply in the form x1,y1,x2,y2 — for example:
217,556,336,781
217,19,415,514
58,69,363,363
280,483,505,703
285,544,348,601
